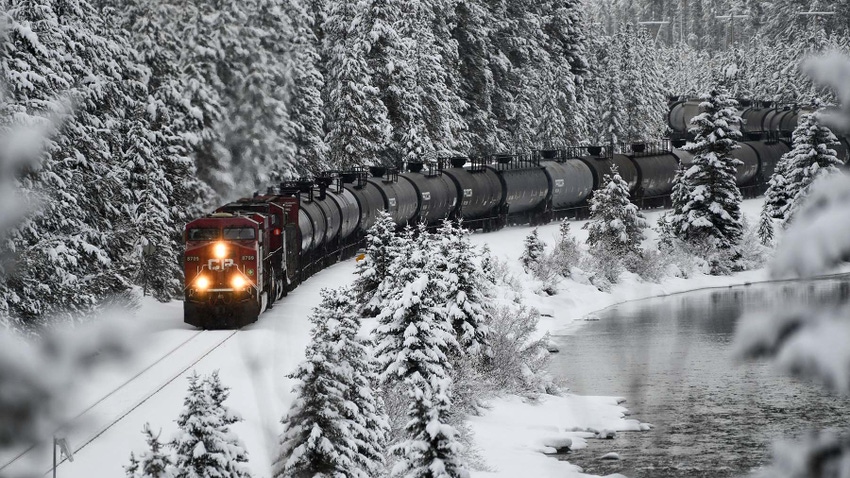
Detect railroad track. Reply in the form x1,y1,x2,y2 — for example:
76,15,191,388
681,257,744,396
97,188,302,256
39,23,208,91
0,328,240,476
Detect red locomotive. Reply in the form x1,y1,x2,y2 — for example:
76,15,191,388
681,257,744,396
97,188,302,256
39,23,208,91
183,185,307,327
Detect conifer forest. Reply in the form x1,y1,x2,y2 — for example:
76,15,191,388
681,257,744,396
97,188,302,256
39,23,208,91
2,0,849,328
2,0,850,477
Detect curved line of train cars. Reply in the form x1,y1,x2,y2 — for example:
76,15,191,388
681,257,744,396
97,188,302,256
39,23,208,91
183,103,850,329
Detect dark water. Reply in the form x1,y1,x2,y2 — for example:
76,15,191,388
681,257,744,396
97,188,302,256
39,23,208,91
548,277,850,477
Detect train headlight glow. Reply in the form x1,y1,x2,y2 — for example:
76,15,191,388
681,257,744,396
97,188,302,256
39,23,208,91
196,276,210,290
214,242,227,259
231,275,247,289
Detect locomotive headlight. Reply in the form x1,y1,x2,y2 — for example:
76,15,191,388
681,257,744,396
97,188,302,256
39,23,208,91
231,275,247,289
214,242,227,259
195,276,210,290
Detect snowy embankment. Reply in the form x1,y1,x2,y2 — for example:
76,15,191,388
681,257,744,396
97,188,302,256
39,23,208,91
34,199,771,478
12,262,357,477
468,198,768,337
464,198,769,478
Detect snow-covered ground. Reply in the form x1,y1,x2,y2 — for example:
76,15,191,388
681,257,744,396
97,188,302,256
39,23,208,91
467,198,768,337
11,198,775,478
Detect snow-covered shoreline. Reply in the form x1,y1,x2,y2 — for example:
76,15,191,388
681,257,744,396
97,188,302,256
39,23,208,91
464,199,776,477
463,263,768,478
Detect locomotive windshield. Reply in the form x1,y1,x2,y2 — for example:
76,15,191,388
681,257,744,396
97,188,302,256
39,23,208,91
188,228,219,241
223,227,256,240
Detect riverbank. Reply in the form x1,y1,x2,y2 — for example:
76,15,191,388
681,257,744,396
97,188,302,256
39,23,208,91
466,198,773,477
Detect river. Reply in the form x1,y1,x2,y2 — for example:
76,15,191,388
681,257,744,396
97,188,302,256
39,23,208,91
548,277,850,477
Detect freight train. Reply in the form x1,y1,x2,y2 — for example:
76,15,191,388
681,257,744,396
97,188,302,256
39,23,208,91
183,102,849,329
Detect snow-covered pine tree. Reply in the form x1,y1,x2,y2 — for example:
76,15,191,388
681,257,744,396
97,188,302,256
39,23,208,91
373,226,458,385
486,0,535,149
133,423,173,478
172,372,212,476
479,243,497,290
0,0,145,326
324,287,389,475
553,218,582,276
118,105,180,301
533,67,576,148
762,150,793,220
281,0,328,178
757,207,775,247
353,210,398,316
323,0,391,169
390,378,468,478
126,452,141,478
203,371,251,477
451,0,504,156
592,35,625,145
227,0,298,191
421,0,469,155
360,0,428,161
104,0,211,219
172,372,251,478
274,287,388,478
170,2,232,199
777,113,842,225
584,165,648,261
520,228,545,273
618,23,665,143
674,86,744,262
435,220,491,356
659,164,689,250
537,0,589,144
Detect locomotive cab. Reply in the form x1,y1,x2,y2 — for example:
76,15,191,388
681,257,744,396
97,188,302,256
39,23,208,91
183,213,270,328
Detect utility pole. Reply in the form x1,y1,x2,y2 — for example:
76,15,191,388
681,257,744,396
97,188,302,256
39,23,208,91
715,9,748,48
796,9,835,25
638,20,670,43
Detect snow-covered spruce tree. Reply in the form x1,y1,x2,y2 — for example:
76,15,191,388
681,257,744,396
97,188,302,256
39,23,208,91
172,372,251,478
520,228,545,274
373,226,458,386
585,166,647,261
673,87,744,270
434,220,490,356
420,0,469,156
361,0,431,161
322,0,391,169
274,287,389,478
592,35,625,145
227,0,299,189
451,0,504,156
280,0,328,178
167,2,232,198
479,243,497,293
618,23,665,143
118,105,181,302
353,210,398,316
757,207,775,247
0,0,146,326
101,0,211,218
126,453,141,478
777,113,842,226
390,378,468,478
129,423,173,478
330,287,390,476
553,219,582,277
762,153,793,220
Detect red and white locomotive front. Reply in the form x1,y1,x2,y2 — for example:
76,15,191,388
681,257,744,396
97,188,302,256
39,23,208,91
183,213,266,328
